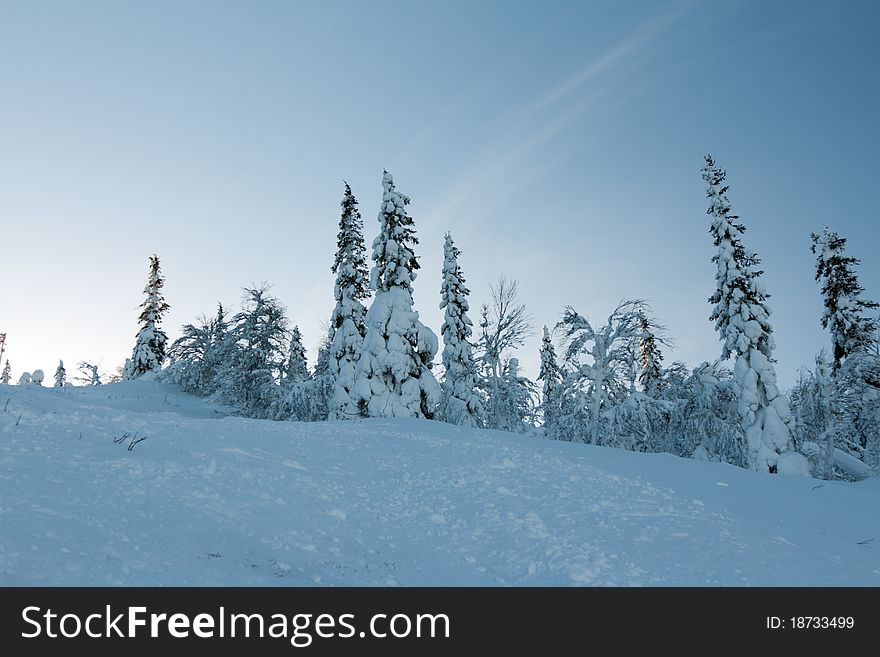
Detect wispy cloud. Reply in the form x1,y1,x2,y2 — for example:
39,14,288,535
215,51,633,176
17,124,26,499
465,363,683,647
528,1,694,115
421,1,696,233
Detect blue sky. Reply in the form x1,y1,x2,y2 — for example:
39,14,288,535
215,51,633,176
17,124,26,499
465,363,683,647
1,0,878,386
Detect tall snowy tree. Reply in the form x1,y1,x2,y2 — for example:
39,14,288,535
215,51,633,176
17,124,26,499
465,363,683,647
309,326,335,422
438,233,485,427
348,171,440,418
702,155,801,473
328,183,370,418
314,326,334,379
123,254,170,379
810,227,878,371
283,326,309,385
478,276,534,430
271,325,323,422
0,334,7,386
203,302,231,392
637,311,666,398
0,360,9,385
538,326,562,435
54,360,66,388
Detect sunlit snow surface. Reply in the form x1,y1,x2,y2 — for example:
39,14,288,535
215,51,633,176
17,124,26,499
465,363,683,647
1,381,877,586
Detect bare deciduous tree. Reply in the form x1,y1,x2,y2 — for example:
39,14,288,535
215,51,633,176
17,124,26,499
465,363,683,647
76,361,103,386
478,276,535,429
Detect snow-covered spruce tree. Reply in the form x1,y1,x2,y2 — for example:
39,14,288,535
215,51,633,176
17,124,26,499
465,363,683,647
0,360,10,385
438,233,485,427
202,302,231,394
54,360,66,388
123,255,170,379
283,326,309,386
328,183,371,418
348,171,440,418
217,286,289,418
702,155,803,474
637,311,665,398
810,227,878,372
538,325,562,437
270,324,320,422
314,326,334,379
309,326,335,421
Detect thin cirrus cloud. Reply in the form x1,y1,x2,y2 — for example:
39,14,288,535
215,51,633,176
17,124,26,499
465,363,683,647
528,0,695,115
421,0,696,233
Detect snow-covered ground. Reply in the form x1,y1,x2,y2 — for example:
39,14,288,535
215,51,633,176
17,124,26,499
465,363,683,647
0,381,877,586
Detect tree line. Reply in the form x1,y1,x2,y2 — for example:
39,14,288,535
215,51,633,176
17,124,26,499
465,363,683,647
3,159,876,480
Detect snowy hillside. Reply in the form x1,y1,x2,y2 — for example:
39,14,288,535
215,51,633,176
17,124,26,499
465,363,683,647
0,381,877,586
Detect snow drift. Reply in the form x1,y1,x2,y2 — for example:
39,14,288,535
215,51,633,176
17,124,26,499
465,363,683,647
0,381,877,586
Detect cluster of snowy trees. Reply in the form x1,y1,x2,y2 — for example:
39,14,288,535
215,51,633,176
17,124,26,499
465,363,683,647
160,172,538,430
537,157,877,479
0,357,105,388
3,160,876,480
788,228,879,479
120,173,510,431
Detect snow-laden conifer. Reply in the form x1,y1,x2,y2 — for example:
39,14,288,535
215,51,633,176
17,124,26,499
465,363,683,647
54,360,66,388
703,155,802,473
284,326,309,386
123,255,170,379
537,326,561,436
348,172,440,418
810,227,878,371
328,183,370,418
637,311,664,397
439,233,485,427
